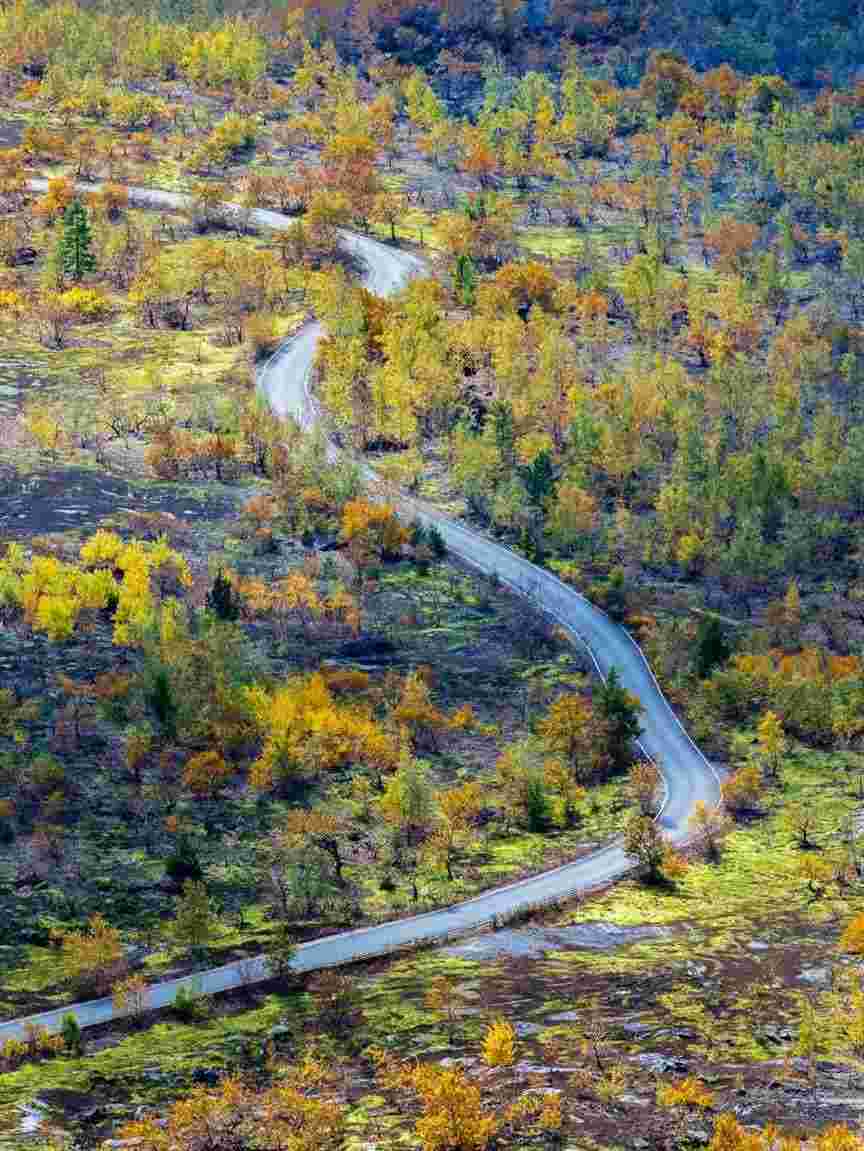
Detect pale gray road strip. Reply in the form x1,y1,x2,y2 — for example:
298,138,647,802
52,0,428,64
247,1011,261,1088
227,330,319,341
1,183,721,1041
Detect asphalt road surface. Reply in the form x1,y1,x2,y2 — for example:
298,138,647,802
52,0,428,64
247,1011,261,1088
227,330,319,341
1,184,721,1041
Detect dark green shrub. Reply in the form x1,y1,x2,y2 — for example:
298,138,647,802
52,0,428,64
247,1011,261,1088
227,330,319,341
525,771,549,832
206,569,240,622
171,984,209,1022
165,836,203,889
427,524,447,557
694,616,731,680
148,669,176,738
60,1013,83,1056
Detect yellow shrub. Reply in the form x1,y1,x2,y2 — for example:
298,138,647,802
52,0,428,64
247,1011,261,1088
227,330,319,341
2,533,192,646
676,532,704,572
411,1063,498,1151
0,288,23,315
482,1018,516,1068
538,1093,562,1132
35,594,78,641
840,913,864,956
515,430,554,466
58,287,111,320
24,405,63,454
658,1076,715,1110
80,530,124,567
0,1025,64,1070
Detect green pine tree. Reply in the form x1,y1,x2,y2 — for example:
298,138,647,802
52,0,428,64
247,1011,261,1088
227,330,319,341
518,449,557,507
598,667,643,774
491,400,516,470
694,616,731,680
171,880,218,959
148,668,177,739
455,253,476,307
57,199,96,282
206,568,240,621
524,769,549,832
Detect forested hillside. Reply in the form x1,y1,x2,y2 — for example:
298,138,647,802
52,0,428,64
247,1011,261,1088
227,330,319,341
1,2,864,1149
48,0,864,90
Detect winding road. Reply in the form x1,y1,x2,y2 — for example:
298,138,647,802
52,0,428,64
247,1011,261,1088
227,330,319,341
0,183,722,1042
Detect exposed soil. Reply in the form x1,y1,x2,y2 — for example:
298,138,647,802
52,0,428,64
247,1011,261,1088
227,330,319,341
0,467,237,539
0,118,23,147
0,359,42,421
443,921,674,960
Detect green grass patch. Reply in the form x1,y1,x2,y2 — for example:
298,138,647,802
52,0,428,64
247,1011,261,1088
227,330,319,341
562,747,864,943
0,993,300,1124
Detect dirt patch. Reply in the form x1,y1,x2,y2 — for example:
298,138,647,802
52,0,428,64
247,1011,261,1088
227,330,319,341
0,467,236,538
444,922,672,960
0,359,51,421
0,118,23,147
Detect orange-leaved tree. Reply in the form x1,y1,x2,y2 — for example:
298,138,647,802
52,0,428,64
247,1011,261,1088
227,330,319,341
57,913,126,995
246,672,399,792
341,500,407,566
182,750,233,798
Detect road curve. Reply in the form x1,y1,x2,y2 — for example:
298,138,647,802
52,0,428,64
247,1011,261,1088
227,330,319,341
1,183,721,1042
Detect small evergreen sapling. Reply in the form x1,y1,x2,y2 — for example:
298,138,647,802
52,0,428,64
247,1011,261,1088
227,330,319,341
57,199,96,282
694,615,730,679
206,568,241,621
60,1012,83,1055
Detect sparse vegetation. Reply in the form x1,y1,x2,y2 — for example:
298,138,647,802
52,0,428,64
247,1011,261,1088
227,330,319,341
0,5,863,1150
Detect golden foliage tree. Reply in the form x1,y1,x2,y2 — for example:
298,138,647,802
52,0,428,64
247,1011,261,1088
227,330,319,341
58,913,126,994
482,1018,517,1069
840,913,864,956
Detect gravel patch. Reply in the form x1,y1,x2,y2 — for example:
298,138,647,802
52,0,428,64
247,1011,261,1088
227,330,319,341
443,922,672,960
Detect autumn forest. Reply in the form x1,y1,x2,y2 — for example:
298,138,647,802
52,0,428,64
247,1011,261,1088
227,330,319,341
1,1,864,1149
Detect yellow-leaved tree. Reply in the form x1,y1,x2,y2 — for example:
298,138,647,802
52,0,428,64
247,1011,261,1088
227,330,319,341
755,709,786,781
120,1063,344,1151
0,531,191,645
482,1018,517,1069
246,672,399,792
57,913,126,995
371,1047,498,1151
341,500,407,567
424,780,483,881
840,913,864,956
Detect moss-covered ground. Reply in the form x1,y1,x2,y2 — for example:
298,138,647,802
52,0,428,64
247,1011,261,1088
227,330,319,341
0,501,631,1025
2,742,861,1146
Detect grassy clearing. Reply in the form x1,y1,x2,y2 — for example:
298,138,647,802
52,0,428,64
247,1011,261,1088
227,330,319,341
0,946,70,1019
563,746,863,938
0,992,298,1125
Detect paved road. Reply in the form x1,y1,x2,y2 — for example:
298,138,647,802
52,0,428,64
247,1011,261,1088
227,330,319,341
1,184,721,1041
